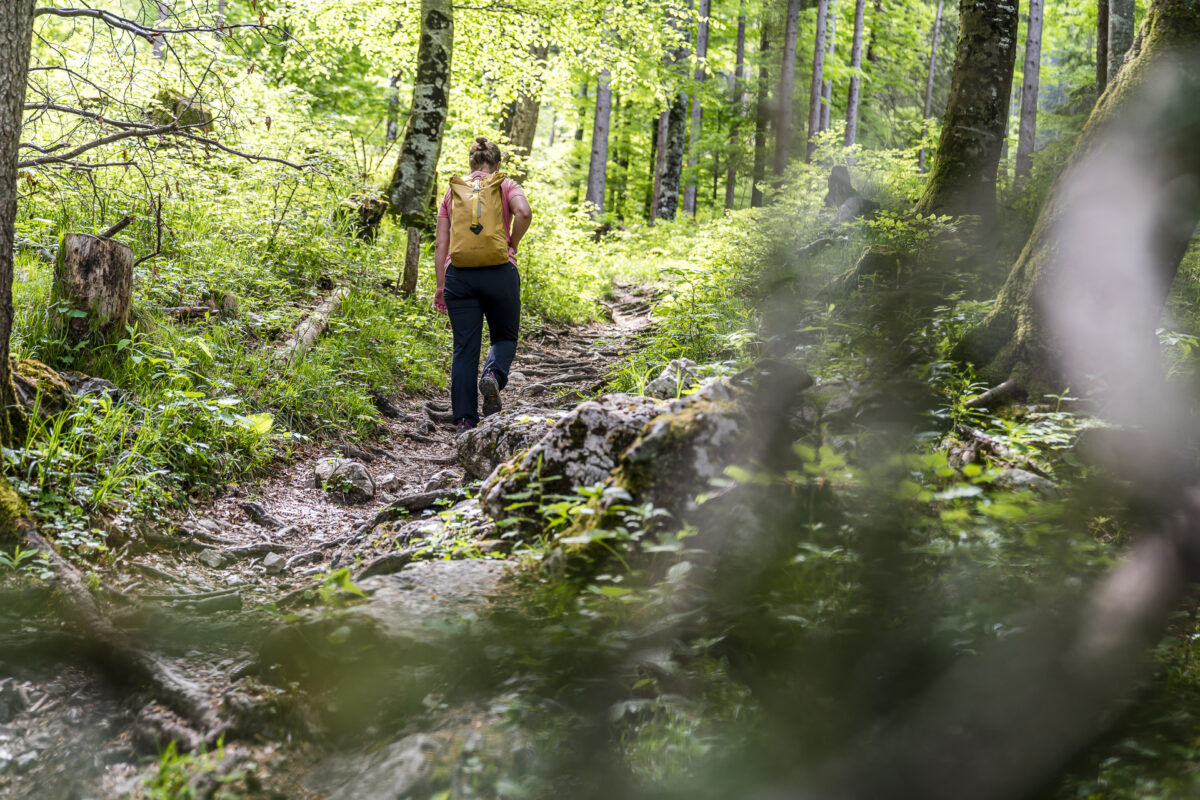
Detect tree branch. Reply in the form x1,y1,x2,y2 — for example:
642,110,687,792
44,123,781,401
33,7,280,42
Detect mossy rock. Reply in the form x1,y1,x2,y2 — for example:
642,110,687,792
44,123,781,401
0,475,30,548
149,89,214,131
11,358,73,422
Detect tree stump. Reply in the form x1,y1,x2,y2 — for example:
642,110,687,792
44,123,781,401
52,233,134,345
400,227,420,296
334,193,389,241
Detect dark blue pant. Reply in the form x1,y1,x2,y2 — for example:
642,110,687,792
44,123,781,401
444,262,521,424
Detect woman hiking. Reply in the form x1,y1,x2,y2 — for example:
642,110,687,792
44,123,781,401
433,137,533,433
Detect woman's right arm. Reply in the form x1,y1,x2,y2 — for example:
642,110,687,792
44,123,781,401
433,217,450,314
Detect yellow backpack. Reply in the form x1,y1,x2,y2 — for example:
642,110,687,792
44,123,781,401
448,173,509,267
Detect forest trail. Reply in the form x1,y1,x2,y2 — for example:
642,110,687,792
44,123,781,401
0,284,656,799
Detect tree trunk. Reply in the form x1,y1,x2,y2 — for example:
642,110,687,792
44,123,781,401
400,227,420,296
52,234,134,346
912,0,1019,220
656,94,688,221
501,43,548,174
805,0,830,162
1015,0,1044,180
821,11,837,134
683,0,712,216
154,2,168,61
585,69,613,215
917,0,946,172
645,116,659,220
1097,0,1109,93
651,110,668,223
751,21,770,206
571,82,588,207
777,0,803,171
384,0,452,228
386,72,401,141
955,0,1200,397
844,0,868,146
215,0,227,34
0,0,35,446
1107,0,1135,83
614,97,632,218
726,2,748,209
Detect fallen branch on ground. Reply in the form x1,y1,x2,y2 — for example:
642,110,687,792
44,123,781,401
276,286,348,365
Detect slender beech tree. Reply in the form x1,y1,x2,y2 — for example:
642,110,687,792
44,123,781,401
917,0,945,173
820,11,837,134
654,2,691,221
645,116,659,219
683,0,712,216
1108,0,1135,83
154,2,169,60
500,43,550,171
585,70,613,215
805,0,830,161
777,0,803,171
956,0,1200,396
751,22,770,206
1098,0,1109,92
726,2,748,209
215,0,227,31
613,97,632,218
844,0,868,146
0,0,35,448
383,0,452,293
1015,0,1044,180
912,0,1019,220
386,72,402,141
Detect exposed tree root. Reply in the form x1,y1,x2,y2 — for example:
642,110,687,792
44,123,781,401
954,423,1052,478
15,517,226,747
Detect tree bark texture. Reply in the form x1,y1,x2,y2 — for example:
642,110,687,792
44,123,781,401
614,98,632,218
955,0,1200,396
0,0,35,446
1015,0,1044,180
917,0,945,172
386,72,401,141
52,234,134,345
585,70,613,215
726,3,748,208
683,0,712,216
844,0,868,146
821,11,837,134
651,110,668,222
400,227,420,296
751,22,771,206
912,0,1019,220
1108,0,1135,83
385,0,452,226
154,2,168,61
1097,0,1110,93
805,0,830,162
775,0,803,171
656,94,688,221
645,115,659,219
500,43,549,171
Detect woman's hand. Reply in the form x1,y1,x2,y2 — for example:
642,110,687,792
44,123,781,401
434,287,447,315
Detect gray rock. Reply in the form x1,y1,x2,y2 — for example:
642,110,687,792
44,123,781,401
260,560,515,671
377,472,402,493
314,458,375,503
480,394,665,527
198,549,230,569
456,407,565,480
309,734,440,799
0,747,11,774
423,469,457,493
262,553,286,574
13,750,36,773
994,468,1058,496
645,358,699,399
75,377,121,399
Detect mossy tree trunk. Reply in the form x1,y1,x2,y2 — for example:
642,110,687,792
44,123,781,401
912,0,1019,220
384,0,452,228
955,0,1200,395
1108,0,1136,82
0,1,35,449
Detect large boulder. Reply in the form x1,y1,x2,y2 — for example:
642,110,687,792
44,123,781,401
10,359,73,420
456,407,565,481
479,395,665,525
644,358,699,399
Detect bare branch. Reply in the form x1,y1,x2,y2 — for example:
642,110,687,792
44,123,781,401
33,7,281,42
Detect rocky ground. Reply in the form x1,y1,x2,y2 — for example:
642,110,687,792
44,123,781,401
0,285,663,799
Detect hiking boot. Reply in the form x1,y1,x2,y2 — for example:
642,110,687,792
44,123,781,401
480,371,502,417
456,419,476,435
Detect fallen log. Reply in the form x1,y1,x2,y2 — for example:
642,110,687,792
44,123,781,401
164,305,214,323
277,286,348,365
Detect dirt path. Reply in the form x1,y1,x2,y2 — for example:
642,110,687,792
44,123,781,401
0,283,655,799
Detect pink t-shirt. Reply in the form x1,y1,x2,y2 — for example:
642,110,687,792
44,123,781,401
438,171,527,267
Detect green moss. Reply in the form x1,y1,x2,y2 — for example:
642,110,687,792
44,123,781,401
0,475,31,548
